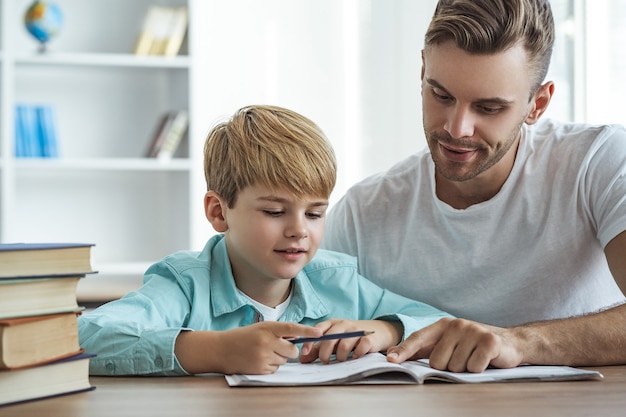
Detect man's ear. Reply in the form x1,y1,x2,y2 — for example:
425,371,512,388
525,81,555,125
204,191,228,233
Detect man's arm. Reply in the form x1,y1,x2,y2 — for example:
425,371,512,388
387,231,626,372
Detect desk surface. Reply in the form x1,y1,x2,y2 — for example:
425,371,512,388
3,366,625,417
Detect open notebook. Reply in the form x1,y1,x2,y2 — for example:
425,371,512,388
226,352,603,386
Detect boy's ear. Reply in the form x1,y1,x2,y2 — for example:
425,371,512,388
204,191,228,232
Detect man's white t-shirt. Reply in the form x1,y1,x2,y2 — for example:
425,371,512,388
323,119,626,327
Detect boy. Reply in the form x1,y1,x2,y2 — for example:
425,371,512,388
78,105,452,376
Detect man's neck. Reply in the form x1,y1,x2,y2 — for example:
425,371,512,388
435,140,520,210
435,177,502,209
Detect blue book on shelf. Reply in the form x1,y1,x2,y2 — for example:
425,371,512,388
15,105,40,158
14,106,25,157
36,105,60,158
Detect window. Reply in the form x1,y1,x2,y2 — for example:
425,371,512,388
546,0,626,125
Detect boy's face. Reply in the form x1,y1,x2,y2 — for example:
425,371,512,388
222,184,328,289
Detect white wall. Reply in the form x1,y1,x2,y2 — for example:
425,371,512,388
191,0,437,217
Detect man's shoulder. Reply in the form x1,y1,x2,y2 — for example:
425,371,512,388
529,118,626,144
342,150,430,199
525,118,626,158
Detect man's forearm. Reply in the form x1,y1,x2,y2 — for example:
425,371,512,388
516,302,626,366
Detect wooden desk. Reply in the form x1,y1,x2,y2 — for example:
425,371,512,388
3,366,625,417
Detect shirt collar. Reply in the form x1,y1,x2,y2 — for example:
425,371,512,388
208,235,328,321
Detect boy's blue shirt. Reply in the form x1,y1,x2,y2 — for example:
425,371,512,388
79,234,452,376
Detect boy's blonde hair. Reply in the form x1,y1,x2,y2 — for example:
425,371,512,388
204,105,337,208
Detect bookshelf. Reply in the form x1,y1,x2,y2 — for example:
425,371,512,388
0,0,210,302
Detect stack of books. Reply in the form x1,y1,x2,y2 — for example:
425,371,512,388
0,243,97,407
14,104,59,158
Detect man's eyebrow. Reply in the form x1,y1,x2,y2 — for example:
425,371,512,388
426,78,451,95
426,77,514,105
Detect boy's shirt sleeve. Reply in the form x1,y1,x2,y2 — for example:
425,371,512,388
78,269,194,376
304,250,454,341
355,273,454,341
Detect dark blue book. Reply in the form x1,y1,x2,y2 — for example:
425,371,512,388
0,352,96,407
0,243,95,278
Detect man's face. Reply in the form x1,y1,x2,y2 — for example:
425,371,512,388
421,41,536,184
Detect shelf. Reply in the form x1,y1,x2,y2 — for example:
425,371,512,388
13,158,192,171
14,52,190,69
1,0,199,304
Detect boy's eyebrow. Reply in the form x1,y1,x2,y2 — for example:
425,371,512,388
257,195,329,206
426,78,514,105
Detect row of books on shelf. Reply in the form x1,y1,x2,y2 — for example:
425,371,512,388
134,5,188,57
0,243,97,407
145,109,189,160
13,105,188,161
14,104,59,158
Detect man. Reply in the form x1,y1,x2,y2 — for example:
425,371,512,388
323,0,626,373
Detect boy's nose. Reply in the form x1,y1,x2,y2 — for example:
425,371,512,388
285,218,308,239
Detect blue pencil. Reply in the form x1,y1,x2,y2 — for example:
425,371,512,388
288,330,374,344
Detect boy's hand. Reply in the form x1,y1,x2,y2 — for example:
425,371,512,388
220,322,323,374
298,319,402,364
175,322,321,375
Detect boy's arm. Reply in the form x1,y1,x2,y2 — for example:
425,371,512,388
81,294,322,375
78,273,195,376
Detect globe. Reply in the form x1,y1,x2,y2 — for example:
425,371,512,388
24,1,63,52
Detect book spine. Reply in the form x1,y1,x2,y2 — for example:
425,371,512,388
17,105,41,158
14,105,26,157
135,6,189,57
163,7,188,57
34,105,59,158
146,112,175,158
134,6,159,55
156,110,188,160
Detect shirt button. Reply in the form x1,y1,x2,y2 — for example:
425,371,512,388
105,362,116,373
154,357,164,367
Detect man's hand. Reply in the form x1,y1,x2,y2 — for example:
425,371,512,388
386,318,524,372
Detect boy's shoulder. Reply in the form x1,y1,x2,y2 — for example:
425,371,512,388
160,249,206,267
303,249,358,274
156,234,222,270
146,249,208,280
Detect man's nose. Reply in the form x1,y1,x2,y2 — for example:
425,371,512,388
444,105,475,139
